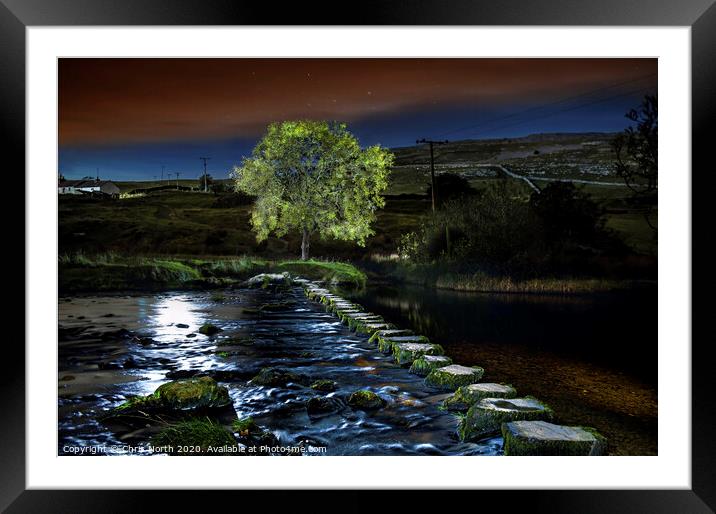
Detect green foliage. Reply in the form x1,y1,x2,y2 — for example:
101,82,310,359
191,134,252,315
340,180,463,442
152,418,237,454
398,180,622,276
233,121,393,257
426,173,478,205
611,95,658,231
399,181,534,271
529,181,604,244
275,259,366,287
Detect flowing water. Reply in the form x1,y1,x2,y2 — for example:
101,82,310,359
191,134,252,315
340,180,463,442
58,287,502,456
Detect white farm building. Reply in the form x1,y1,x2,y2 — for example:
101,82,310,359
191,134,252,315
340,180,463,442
58,179,120,197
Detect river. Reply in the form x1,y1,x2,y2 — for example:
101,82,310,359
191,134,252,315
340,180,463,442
339,283,658,455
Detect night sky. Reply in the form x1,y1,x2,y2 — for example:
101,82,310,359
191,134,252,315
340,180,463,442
58,58,657,181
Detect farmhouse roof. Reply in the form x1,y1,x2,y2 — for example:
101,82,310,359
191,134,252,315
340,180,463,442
59,179,116,188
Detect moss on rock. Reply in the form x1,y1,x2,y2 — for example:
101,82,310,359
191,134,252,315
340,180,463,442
443,383,517,411
347,390,386,410
154,376,232,410
409,355,453,376
368,329,413,345
424,364,485,391
393,343,446,366
502,420,607,456
249,367,309,387
306,395,344,416
459,397,553,442
311,379,338,392
198,323,222,336
111,376,231,418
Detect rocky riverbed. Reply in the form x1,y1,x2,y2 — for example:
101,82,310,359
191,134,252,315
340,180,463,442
59,284,504,456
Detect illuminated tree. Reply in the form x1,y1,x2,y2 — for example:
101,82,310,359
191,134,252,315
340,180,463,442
232,120,393,260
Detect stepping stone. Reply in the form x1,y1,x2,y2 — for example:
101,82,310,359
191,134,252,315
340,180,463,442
424,364,484,391
443,383,517,411
458,397,553,442
393,342,445,366
408,355,453,376
355,322,394,335
368,329,413,344
376,334,429,354
501,420,607,456
346,316,384,331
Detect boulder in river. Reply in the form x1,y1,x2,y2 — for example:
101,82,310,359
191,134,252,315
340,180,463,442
311,379,338,392
458,397,553,442
306,395,344,416
393,342,446,366
409,355,453,376
198,323,222,336
502,420,607,456
249,367,309,387
443,383,517,411
108,376,232,421
347,390,386,410
424,364,485,390
244,272,292,289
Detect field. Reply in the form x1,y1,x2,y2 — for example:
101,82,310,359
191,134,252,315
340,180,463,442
59,133,656,292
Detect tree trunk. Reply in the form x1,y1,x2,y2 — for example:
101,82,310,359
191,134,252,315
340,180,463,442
301,228,310,261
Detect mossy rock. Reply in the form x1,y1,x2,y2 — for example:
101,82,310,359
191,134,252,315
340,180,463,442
346,316,384,331
232,416,279,451
311,379,338,392
377,335,429,354
502,420,607,456
232,416,261,436
424,364,485,391
368,329,413,345
443,383,517,411
355,322,394,335
409,355,453,376
154,376,232,410
347,390,386,410
459,397,553,442
111,376,231,418
393,343,445,366
198,323,222,336
245,272,292,289
152,417,238,455
306,395,344,416
249,367,309,387
259,300,297,312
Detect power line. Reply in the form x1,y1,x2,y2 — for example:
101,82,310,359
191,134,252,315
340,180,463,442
434,73,657,140
459,85,654,140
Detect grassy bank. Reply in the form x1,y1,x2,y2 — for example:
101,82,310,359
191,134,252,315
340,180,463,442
368,261,652,295
58,252,364,294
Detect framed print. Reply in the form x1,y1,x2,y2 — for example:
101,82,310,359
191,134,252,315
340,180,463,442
4,0,712,511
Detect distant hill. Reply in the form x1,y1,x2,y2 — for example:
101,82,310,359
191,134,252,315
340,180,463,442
387,132,621,195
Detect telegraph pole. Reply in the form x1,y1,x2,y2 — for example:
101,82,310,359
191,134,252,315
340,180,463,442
175,172,180,190
416,139,448,212
199,157,211,192
417,138,450,256
161,165,165,184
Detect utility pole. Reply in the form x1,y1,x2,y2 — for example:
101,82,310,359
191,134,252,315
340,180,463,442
199,157,211,192
175,172,180,190
416,139,448,212
161,165,165,184
417,138,450,256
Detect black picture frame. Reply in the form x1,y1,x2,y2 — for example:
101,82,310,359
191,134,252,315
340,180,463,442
3,0,711,511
